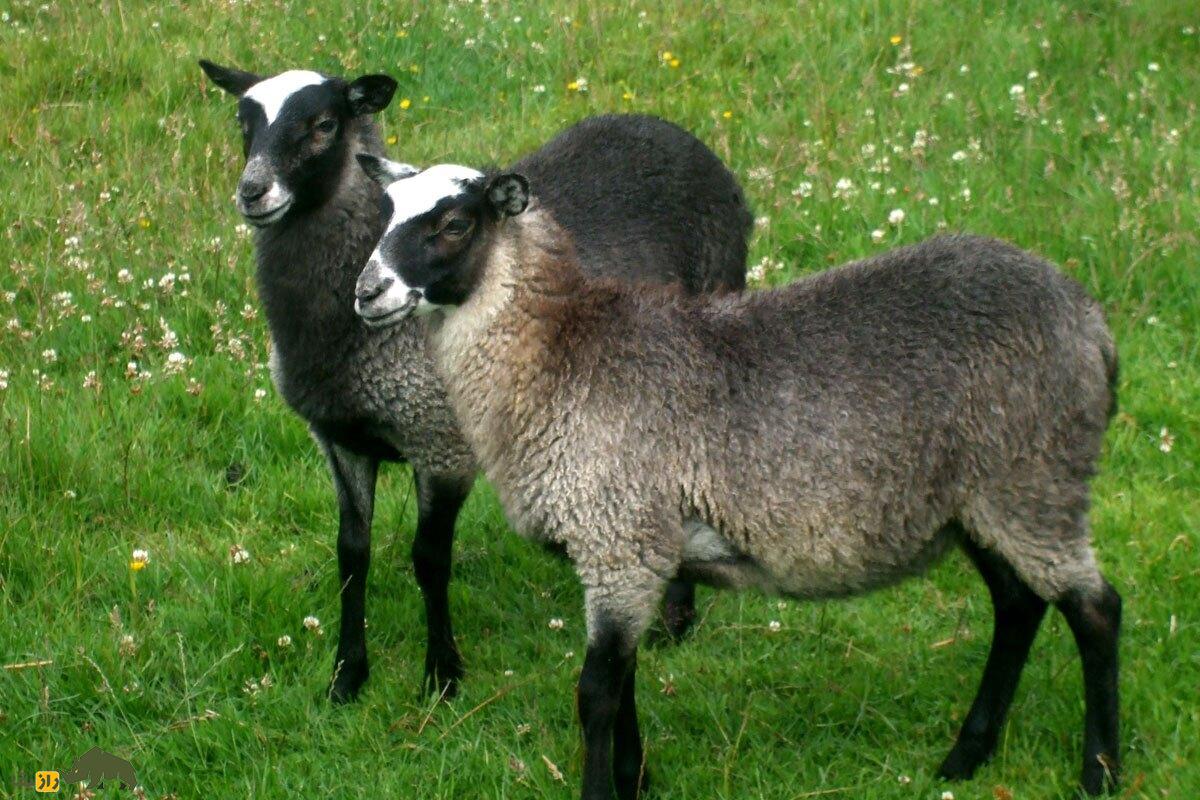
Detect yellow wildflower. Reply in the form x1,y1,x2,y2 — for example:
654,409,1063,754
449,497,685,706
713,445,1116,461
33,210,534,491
722,110,733,119
130,548,149,571
399,98,412,110
890,35,902,45
386,134,398,145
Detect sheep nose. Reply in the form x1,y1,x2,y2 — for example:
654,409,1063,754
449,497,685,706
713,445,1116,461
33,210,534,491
238,179,269,204
356,264,394,302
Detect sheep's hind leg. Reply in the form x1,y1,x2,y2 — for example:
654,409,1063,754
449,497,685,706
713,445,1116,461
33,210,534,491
1057,580,1121,795
660,578,697,641
324,441,379,704
412,469,472,698
939,537,1047,780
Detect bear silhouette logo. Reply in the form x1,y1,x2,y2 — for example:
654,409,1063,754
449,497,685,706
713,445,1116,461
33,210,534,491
61,747,138,790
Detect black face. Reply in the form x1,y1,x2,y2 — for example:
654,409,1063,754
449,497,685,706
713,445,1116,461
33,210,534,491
199,60,397,226
381,184,488,308
352,157,530,327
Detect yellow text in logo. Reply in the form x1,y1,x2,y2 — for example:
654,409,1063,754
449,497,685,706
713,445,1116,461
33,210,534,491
34,770,60,793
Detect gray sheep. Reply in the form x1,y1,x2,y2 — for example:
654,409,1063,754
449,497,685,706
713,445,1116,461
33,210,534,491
354,163,1122,799
198,60,751,702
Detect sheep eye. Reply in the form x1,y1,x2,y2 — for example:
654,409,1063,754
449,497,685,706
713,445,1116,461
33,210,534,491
314,118,338,135
441,218,473,237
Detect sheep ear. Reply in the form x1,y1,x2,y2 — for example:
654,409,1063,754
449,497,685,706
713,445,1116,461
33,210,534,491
199,59,262,97
356,154,419,185
347,74,398,115
486,173,530,217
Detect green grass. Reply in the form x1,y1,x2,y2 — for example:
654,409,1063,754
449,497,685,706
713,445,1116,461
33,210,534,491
2,1,1198,797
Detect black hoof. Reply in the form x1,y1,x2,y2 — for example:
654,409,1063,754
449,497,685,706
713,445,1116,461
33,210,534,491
936,740,988,781
329,661,368,704
423,650,464,698
614,764,650,800
1080,754,1119,796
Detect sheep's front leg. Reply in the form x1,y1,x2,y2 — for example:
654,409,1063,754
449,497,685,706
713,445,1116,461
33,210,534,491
412,470,473,697
322,441,379,704
578,578,663,800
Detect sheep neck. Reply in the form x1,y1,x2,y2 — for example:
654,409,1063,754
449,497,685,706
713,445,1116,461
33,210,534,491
251,123,386,385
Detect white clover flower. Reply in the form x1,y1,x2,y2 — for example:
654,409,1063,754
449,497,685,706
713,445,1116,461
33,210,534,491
896,82,910,94
0,370,8,391
942,792,956,800
1147,62,1160,72
165,351,187,374
833,177,856,200
1159,427,1174,453
254,388,268,402
951,150,968,162
229,544,251,564
871,229,886,244
888,208,905,225
791,181,813,198
303,615,322,633
119,634,137,658
277,634,293,648
1010,84,1025,96
41,348,58,363
532,84,546,93
768,620,781,632
548,617,565,630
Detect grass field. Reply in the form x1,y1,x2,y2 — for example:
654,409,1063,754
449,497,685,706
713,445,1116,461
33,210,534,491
2,0,1198,797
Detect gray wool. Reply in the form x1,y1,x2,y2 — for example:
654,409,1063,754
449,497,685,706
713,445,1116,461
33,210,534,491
428,208,1117,642
256,115,753,481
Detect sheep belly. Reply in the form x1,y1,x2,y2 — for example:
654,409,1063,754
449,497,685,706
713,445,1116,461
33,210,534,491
678,518,955,599
679,518,780,594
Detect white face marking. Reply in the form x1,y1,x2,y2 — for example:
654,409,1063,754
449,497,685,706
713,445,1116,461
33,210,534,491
355,259,437,327
244,70,326,124
355,164,487,327
381,164,486,233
